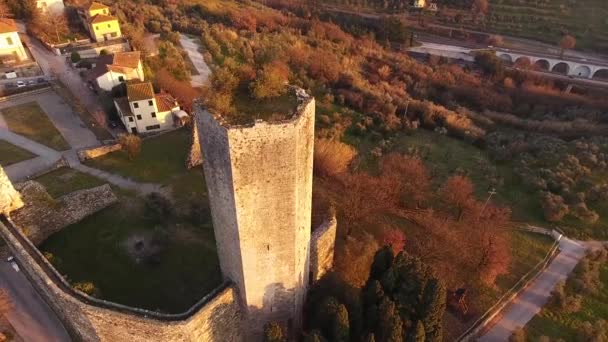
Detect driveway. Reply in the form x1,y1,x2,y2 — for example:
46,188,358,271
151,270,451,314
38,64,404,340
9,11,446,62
0,263,70,342
179,34,211,87
0,90,99,149
21,36,117,136
478,237,587,341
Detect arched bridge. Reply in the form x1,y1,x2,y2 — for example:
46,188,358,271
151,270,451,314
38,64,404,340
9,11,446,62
494,50,608,80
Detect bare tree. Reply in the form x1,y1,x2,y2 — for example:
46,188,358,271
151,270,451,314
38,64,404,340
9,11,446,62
560,34,576,58
472,0,489,24
0,288,12,315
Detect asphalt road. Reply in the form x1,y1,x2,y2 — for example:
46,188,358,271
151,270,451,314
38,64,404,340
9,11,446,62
0,262,70,342
478,237,587,341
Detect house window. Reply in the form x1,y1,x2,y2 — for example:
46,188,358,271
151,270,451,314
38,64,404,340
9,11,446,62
146,125,160,131
148,100,153,106
111,32,117,37
128,117,134,122
103,9,108,14
6,37,12,46
151,112,156,118
133,102,139,109
118,76,124,82
136,115,142,120
95,26,99,30
107,24,111,28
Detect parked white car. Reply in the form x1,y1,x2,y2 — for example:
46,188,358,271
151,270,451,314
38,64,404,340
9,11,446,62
16,81,25,88
6,256,19,272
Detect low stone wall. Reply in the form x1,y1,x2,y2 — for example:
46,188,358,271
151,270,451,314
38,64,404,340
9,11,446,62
310,216,337,282
0,216,243,342
77,143,122,162
186,120,202,169
10,181,117,246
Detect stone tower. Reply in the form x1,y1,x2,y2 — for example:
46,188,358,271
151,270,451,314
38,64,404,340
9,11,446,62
197,88,315,336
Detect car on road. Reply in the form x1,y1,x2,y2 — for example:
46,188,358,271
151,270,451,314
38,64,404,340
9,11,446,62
16,81,25,88
7,256,19,272
109,121,119,128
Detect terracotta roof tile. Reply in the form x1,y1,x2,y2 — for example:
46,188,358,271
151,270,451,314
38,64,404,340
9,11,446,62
89,2,109,11
112,51,140,69
155,94,178,112
90,14,118,24
0,19,17,34
127,82,154,102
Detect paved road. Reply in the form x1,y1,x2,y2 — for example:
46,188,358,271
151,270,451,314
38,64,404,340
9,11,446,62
0,263,70,342
179,34,211,88
478,237,588,341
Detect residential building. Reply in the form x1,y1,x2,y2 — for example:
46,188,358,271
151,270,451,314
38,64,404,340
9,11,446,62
114,82,180,134
413,0,426,8
36,0,65,14
0,19,28,63
87,51,144,91
78,2,122,42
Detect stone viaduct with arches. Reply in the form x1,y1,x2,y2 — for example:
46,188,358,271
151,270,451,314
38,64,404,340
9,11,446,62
495,50,608,80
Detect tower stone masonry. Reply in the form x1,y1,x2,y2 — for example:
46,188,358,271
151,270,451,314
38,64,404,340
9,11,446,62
197,88,316,337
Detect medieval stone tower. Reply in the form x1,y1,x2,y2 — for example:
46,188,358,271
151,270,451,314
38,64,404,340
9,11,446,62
197,88,315,336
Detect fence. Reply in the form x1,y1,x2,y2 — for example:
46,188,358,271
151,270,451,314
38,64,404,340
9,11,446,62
456,226,562,341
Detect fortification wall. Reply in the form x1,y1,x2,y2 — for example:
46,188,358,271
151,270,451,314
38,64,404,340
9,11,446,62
77,143,122,162
310,216,337,282
0,216,243,342
197,89,316,334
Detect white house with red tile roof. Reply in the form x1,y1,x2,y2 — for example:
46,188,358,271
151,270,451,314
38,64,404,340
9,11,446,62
88,51,144,91
114,82,181,134
0,19,28,63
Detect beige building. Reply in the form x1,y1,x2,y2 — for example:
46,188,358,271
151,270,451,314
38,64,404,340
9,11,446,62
78,2,122,42
0,19,28,63
36,0,65,14
88,51,144,91
114,82,180,134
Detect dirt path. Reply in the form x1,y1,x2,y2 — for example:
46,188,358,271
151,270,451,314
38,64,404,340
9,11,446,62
179,34,211,87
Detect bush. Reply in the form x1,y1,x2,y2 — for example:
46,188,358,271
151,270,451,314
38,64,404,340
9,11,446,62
119,134,142,160
541,192,569,222
73,282,100,296
144,192,174,224
263,322,286,342
314,138,357,178
70,51,81,63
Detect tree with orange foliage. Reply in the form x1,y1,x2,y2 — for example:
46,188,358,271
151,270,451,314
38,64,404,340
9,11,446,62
382,228,406,254
251,61,290,100
380,153,431,208
441,175,475,221
155,68,200,112
560,34,576,58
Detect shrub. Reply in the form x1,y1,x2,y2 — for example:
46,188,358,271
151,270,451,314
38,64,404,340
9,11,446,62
541,192,569,222
70,51,81,63
119,134,142,160
263,322,286,342
144,192,174,224
314,139,357,178
73,282,100,296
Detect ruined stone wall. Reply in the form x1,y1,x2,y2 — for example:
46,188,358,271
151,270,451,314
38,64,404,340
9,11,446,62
197,90,316,335
77,144,122,162
0,217,243,342
0,165,23,215
186,118,203,169
310,216,337,282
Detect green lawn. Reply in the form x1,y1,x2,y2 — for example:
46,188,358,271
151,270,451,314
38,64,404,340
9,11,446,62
37,142,220,313
34,167,107,198
84,129,191,184
0,140,36,166
1,102,70,151
525,263,608,340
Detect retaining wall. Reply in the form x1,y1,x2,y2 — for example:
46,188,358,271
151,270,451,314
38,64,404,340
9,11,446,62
0,216,243,342
77,144,122,162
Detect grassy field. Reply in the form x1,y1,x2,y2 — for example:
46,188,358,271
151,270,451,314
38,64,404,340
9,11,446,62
525,263,608,340
0,140,35,166
37,134,221,313
35,167,107,198
85,129,191,184
1,102,70,151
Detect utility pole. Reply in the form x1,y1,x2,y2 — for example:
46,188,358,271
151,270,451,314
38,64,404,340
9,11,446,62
481,187,497,214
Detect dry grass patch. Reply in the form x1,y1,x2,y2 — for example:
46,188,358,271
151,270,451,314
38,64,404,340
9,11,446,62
1,102,69,151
